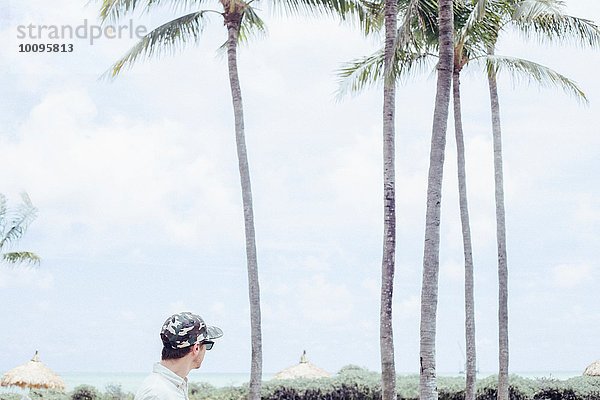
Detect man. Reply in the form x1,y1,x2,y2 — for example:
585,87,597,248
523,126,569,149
135,312,223,400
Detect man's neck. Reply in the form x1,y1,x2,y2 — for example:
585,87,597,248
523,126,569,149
160,359,191,379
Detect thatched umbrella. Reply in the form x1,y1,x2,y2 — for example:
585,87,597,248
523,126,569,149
1,351,65,391
583,360,600,376
274,351,331,380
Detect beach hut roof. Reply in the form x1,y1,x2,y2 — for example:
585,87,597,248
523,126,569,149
583,360,600,376
273,351,331,380
1,351,66,391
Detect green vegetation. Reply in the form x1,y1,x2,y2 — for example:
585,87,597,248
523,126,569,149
1,368,598,400
0,384,131,400
185,367,600,400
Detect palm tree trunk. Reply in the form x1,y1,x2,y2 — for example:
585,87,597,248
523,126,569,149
487,46,509,400
380,0,397,396
226,14,263,400
419,0,453,399
452,69,476,400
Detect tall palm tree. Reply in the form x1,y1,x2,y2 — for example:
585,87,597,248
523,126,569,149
97,1,357,399
452,4,492,398
452,57,478,400
487,45,509,400
380,0,398,395
484,2,600,398
418,0,453,397
0,193,40,267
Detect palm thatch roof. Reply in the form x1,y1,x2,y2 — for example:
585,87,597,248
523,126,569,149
274,351,331,380
583,360,600,376
1,351,65,391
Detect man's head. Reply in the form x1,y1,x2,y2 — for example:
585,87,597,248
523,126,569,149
160,312,223,362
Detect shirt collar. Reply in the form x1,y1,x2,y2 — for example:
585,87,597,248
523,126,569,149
153,362,188,390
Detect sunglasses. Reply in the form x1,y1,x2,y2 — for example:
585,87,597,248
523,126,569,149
201,340,214,351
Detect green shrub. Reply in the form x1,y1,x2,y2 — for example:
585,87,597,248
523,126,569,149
0,390,68,400
71,385,100,400
189,382,247,400
103,384,134,400
30,389,69,400
0,393,22,400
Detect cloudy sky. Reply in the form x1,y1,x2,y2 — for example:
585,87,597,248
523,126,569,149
0,0,598,379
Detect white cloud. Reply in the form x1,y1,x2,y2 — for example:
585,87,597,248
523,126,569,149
441,259,465,282
0,267,54,289
0,89,241,254
209,301,227,321
328,132,381,224
298,274,355,324
36,300,51,312
301,256,331,272
361,277,379,297
552,263,593,288
166,300,191,314
119,309,136,322
573,194,600,224
395,295,420,320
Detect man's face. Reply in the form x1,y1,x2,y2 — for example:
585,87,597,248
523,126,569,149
192,342,207,369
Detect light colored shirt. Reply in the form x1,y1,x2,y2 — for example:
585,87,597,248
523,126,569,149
134,362,189,400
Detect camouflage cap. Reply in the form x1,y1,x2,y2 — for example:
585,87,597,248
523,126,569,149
160,312,223,349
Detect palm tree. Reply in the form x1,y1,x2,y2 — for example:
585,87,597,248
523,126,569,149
453,54,478,400
380,0,398,396
487,45,509,400
97,1,358,399
339,1,592,398
98,3,264,398
0,193,40,267
418,0,454,398
484,2,600,398
452,4,493,398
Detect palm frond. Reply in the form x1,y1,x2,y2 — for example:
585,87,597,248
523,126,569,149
0,193,38,251
514,13,600,48
456,0,488,44
337,45,433,97
461,2,503,55
510,0,600,47
454,0,503,53
398,0,437,48
484,54,588,103
3,252,41,266
511,0,565,21
99,0,141,22
337,49,385,96
103,11,208,77
215,6,267,53
238,6,268,45
99,0,209,23
269,0,366,23
354,0,384,35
